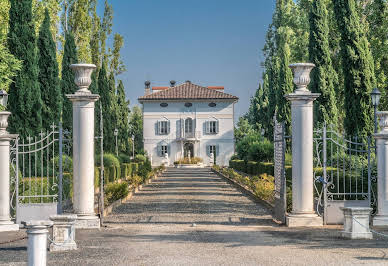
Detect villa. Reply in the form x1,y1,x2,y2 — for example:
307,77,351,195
138,80,238,166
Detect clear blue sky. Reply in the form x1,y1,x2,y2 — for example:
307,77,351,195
98,0,275,119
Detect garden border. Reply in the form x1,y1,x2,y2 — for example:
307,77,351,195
211,168,274,212
98,169,165,217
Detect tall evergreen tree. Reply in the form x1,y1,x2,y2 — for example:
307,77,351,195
8,0,43,136
61,31,78,131
334,0,376,140
38,8,61,130
308,0,338,127
98,61,114,152
116,80,130,153
129,106,143,155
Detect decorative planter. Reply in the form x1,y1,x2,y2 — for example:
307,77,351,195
70,63,97,94
0,111,11,135
289,63,315,93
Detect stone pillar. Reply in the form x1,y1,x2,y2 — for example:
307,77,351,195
373,111,388,226
0,111,19,232
49,214,77,251
341,207,372,239
23,220,53,266
66,64,100,229
285,63,323,227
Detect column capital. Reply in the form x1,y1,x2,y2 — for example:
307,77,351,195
66,93,100,103
285,92,320,104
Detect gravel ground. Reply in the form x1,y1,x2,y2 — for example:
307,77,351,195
1,168,388,266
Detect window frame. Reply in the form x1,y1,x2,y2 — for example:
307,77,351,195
209,121,217,134
161,145,168,156
159,120,169,135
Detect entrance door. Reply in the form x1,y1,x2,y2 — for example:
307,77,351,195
184,142,194,158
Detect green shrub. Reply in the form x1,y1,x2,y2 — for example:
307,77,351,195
127,175,143,187
129,162,139,176
104,182,129,205
247,139,274,162
52,155,73,173
246,161,275,176
229,160,246,172
134,154,147,163
118,154,131,164
138,157,152,180
95,153,121,183
236,132,264,161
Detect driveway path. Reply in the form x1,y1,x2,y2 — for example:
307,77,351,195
1,168,388,265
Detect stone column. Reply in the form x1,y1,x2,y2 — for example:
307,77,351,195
285,63,322,227
22,220,53,266
373,111,388,226
0,111,19,232
66,64,100,229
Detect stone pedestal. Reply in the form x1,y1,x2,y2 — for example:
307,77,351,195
66,64,100,229
341,207,373,239
22,220,53,266
49,215,77,251
0,111,18,232
373,111,388,226
285,63,322,227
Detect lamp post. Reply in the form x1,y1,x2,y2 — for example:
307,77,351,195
371,88,381,134
131,135,135,159
114,128,118,157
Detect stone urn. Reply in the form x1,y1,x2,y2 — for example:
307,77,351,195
70,63,97,94
377,111,388,134
0,111,11,135
289,63,315,93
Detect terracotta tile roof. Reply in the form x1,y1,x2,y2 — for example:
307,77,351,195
138,82,238,101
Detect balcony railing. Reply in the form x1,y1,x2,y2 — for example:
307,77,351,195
179,130,201,140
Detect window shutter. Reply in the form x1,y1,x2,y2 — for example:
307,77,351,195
157,144,162,157
205,121,210,134
167,144,171,156
206,145,210,157
157,121,161,135
216,121,219,134
216,144,220,156
180,118,184,138
167,120,171,134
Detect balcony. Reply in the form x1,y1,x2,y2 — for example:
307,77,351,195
178,130,201,140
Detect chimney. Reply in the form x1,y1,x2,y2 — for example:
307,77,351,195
185,80,191,84
170,80,176,87
144,80,151,95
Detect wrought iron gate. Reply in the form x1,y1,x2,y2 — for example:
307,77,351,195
10,124,71,224
313,124,377,224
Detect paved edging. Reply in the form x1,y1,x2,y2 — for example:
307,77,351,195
211,168,274,212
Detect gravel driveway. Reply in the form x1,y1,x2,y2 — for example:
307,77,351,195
1,168,388,265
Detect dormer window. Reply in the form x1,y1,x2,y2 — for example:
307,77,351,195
184,102,192,107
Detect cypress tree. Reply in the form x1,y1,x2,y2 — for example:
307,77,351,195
275,30,293,132
7,0,42,136
37,8,61,130
308,0,338,127
334,0,376,140
116,80,130,153
61,31,78,131
98,61,113,152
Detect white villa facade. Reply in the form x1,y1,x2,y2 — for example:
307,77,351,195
138,80,238,166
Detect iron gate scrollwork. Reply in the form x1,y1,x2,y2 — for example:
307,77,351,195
313,124,377,225
10,123,72,223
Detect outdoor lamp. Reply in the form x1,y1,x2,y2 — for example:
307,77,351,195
371,88,381,107
0,90,9,107
131,135,135,141
114,128,118,136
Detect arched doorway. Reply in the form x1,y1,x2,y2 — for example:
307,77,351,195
184,142,194,158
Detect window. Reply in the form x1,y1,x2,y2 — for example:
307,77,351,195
185,118,193,133
184,102,193,107
160,103,168,107
158,120,169,135
209,121,217,134
208,102,216,107
209,145,216,155
161,145,168,156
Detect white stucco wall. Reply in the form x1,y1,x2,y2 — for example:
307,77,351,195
141,100,236,166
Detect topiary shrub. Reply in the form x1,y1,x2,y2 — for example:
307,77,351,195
96,153,121,183
134,154,147,163
118,154,131,164
138,157,152,180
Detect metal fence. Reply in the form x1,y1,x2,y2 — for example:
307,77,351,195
10,123,72,223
